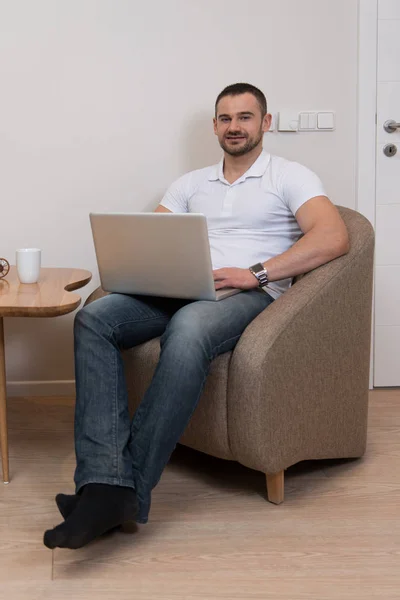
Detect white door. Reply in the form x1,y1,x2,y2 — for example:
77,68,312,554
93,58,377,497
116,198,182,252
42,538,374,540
374,0,400,386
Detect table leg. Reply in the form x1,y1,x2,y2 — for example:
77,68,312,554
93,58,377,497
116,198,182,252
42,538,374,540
0,318,9,484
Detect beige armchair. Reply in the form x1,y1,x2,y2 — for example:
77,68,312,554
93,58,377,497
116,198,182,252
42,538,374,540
85,207,374,505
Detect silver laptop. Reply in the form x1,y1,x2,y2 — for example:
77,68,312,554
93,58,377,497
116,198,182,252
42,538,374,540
89,213,241,301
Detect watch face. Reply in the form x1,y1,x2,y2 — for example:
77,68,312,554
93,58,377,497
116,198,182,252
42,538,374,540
252,263,264,273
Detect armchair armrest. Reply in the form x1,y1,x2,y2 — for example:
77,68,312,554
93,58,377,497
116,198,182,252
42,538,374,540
227,209,374,474
84,287,110,307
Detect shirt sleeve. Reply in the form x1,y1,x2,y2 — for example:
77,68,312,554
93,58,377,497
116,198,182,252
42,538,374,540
280,161,328,216
159,172,191,213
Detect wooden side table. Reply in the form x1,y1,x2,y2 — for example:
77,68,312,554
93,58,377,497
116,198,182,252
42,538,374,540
0,266,92,483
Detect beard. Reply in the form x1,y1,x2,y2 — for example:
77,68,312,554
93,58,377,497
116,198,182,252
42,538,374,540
220,127,264,156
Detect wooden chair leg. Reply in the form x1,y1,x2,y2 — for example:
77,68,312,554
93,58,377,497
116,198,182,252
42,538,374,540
266,470,284,504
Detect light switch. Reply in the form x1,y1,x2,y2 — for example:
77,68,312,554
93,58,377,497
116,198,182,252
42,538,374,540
298,112,317,130
299,113,309,130
317,112,335,130
308,113,317,129
278,111,298,132
274,110,335,132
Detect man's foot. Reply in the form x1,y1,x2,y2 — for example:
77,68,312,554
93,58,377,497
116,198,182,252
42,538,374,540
55,492,134,534
56,493,80,520
44,483,137,549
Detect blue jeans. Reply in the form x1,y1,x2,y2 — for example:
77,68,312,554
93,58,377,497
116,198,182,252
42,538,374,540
73,289,274,523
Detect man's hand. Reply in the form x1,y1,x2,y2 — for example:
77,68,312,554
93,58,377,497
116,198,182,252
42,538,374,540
213,267,259,290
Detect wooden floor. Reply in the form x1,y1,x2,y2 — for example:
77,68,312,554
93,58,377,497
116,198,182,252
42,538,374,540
0,389,399,600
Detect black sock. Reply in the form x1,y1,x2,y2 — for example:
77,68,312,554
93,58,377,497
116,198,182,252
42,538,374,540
55,493,134,534
56,493,80,520
55,493,132,534
44,483,137,550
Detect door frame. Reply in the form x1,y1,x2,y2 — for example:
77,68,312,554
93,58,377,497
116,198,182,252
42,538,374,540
357,0,378,388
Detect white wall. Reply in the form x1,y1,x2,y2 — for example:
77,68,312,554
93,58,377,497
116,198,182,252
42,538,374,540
0,0,359,394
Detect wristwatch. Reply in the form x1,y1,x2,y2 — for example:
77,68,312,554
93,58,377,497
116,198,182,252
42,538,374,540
249,262,269,287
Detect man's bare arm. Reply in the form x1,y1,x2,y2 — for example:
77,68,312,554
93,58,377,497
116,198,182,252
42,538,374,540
213,196,350,290
261,195,349,282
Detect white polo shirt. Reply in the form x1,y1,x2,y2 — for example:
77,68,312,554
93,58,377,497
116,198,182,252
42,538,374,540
160,150,327,299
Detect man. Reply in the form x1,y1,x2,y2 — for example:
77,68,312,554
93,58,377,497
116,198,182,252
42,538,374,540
44,83,349,549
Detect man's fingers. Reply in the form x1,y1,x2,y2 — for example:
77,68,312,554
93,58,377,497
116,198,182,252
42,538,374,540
214,279,230,290
212,269,226,281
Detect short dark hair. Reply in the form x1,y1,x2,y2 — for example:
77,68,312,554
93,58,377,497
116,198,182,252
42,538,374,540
215,83,267,117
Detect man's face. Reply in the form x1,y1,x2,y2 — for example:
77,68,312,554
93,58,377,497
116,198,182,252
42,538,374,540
213,93,271,157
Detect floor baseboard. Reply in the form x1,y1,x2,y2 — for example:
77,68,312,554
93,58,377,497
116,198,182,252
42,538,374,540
6,380,75,397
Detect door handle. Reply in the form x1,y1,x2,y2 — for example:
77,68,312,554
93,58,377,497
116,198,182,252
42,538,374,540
384,120,400,133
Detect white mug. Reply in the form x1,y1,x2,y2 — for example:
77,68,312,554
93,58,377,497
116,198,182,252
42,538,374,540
16,248,42,284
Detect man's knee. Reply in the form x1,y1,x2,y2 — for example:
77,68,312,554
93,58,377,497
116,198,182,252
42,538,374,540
161,304,210,348
74,296,114,338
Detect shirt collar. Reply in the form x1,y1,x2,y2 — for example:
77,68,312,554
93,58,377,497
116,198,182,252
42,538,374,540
208,149,270,184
